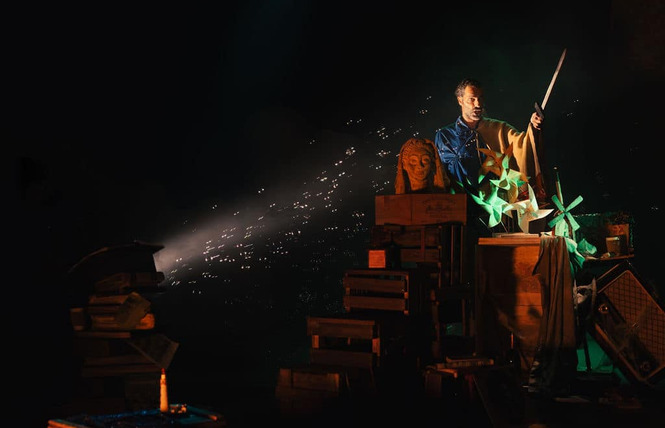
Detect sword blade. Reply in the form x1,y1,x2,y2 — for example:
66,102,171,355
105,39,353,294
541,48,567,110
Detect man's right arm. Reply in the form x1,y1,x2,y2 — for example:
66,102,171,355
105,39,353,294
530,112,543,130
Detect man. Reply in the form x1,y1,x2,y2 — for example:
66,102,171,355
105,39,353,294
434,78,543,196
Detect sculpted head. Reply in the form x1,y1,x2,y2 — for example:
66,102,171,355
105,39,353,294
395,138,450,194
401,139,435,191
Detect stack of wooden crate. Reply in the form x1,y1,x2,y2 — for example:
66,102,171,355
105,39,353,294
275,193,470,416
372,194,472,360
274,314,384,416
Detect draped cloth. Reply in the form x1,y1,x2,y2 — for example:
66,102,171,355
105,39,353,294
528,235,579,396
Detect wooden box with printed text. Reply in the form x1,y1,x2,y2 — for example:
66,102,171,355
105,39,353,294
375,193,467,226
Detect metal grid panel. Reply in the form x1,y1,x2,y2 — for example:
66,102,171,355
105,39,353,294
604,270,665,363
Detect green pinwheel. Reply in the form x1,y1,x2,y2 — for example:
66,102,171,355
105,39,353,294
470,182,506,228
491,168,525,205
547,194,583,238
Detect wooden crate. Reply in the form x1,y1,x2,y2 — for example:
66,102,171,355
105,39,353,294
374,193,466,226
343,269,418,315
474,236,542,373
369,224,466,286
400,247,441,264
423,365,477,400
307,316,381,369
370,225,444,248
429,284,475,359
275,366,346,416
367,247,442,268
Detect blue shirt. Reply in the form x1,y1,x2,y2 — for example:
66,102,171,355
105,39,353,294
434,116,488,193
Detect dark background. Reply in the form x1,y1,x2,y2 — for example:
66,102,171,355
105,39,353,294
6,1,665,426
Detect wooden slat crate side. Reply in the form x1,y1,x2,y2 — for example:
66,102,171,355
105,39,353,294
307,317,377,340
370,225,442,247
275,384,340,416
292,371,341,392
343,295,407,313
278,367,345,393
476,245,541,295
411,194,467,225
475,241,543,365
309,348,376,368
275,384,341,399
375,195,412,225
400,248,441,263
343,276,406,293
345,269,409,277
311,335,380,355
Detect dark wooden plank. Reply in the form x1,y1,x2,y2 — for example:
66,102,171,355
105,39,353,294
307,317,377,339
343,276,406,293
278,367,342,392
400,248,441,263
309,348,376,368
370,225,443,247
343,295,406,313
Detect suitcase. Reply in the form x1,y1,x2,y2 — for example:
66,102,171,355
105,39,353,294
590,261,665,386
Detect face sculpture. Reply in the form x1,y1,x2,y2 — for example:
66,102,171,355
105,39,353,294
402,140,434,192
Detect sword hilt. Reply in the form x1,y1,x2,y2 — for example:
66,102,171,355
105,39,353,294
534,102,544,120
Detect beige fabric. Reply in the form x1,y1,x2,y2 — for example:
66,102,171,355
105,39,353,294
477,118,539,186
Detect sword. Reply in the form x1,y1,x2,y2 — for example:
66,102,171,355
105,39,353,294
529,48,566,203
534,48,567,118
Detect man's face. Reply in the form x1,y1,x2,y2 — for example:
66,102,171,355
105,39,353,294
404,147,433,190
458,85,484,122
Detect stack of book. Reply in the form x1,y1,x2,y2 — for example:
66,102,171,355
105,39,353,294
66,241,178,411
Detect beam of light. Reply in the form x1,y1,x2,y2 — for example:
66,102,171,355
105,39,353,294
149,94,474,318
